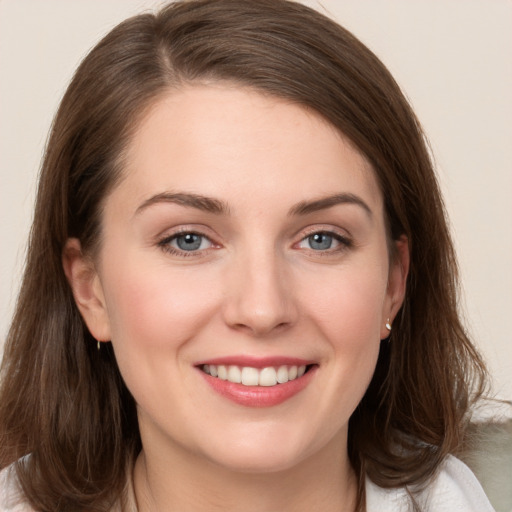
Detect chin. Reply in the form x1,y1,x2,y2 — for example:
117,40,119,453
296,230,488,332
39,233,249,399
198,428,320,475
208,449,307,475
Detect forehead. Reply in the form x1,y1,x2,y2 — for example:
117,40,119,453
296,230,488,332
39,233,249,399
112,84,383,215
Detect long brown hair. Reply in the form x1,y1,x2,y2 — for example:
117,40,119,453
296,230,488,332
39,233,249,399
0,1,487,510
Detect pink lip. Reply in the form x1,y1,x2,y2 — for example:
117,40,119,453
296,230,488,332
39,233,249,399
195,355,314,368
196,358,318,408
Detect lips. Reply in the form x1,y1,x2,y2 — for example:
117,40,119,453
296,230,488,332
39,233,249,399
196,356,317,407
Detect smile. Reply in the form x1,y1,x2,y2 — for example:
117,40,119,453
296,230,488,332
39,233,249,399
201,364,308,387
197,358,318,407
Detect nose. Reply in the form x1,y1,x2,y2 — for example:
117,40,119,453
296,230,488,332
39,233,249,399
222,248,298,337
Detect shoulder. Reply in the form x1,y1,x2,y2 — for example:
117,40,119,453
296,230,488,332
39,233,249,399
422,455,496,511
0,465,35,512
366,455,495,512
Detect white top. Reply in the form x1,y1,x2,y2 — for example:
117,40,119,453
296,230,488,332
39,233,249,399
0,455,495,511
365,456,495,511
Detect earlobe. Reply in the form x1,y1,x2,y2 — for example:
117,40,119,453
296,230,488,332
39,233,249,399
381,235,410,339
62,238,111,342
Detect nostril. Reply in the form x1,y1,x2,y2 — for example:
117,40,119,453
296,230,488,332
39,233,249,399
228,318,292,337
222,271,298,335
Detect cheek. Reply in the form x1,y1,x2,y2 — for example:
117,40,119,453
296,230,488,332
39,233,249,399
98,255,222,416
299,258,386,404
292,262,386,447
301,262,388,348
100,257,219,350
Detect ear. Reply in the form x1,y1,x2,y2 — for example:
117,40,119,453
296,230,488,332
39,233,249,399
62,238,111,343
381,235,410,339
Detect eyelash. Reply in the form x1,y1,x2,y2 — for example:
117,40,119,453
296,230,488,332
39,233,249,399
157,229,216,257
297,228,353,255
157,228,353,257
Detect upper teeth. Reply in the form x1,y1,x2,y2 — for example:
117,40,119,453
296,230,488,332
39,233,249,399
202,364,307,387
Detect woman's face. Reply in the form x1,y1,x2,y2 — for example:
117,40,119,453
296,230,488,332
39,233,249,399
70,84,407,473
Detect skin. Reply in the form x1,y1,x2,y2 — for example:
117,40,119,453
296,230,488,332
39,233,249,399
64,84,409,512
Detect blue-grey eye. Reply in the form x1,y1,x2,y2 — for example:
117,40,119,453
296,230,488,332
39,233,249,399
308,233,334,250
173,233,208,251
298,232,343,251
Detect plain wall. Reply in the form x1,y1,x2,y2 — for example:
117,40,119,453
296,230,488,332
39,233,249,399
1,0,511,399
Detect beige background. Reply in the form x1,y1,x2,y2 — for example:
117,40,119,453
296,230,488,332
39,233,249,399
1,0,511,400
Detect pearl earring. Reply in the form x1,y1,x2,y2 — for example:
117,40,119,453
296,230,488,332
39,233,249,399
385,319,392,331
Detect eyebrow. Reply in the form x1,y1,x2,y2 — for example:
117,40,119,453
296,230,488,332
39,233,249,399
288,193,373,217
134,191,372,218
135,192,230,216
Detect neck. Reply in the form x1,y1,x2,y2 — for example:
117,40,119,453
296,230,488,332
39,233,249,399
133,433,358,512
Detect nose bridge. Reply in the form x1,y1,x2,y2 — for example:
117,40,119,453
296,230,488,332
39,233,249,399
223,240,296,336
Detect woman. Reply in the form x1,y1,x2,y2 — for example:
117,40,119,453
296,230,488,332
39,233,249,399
0,1,493,511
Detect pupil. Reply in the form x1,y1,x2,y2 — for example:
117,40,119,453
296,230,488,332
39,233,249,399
177,233,202,251
309,233,332,250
